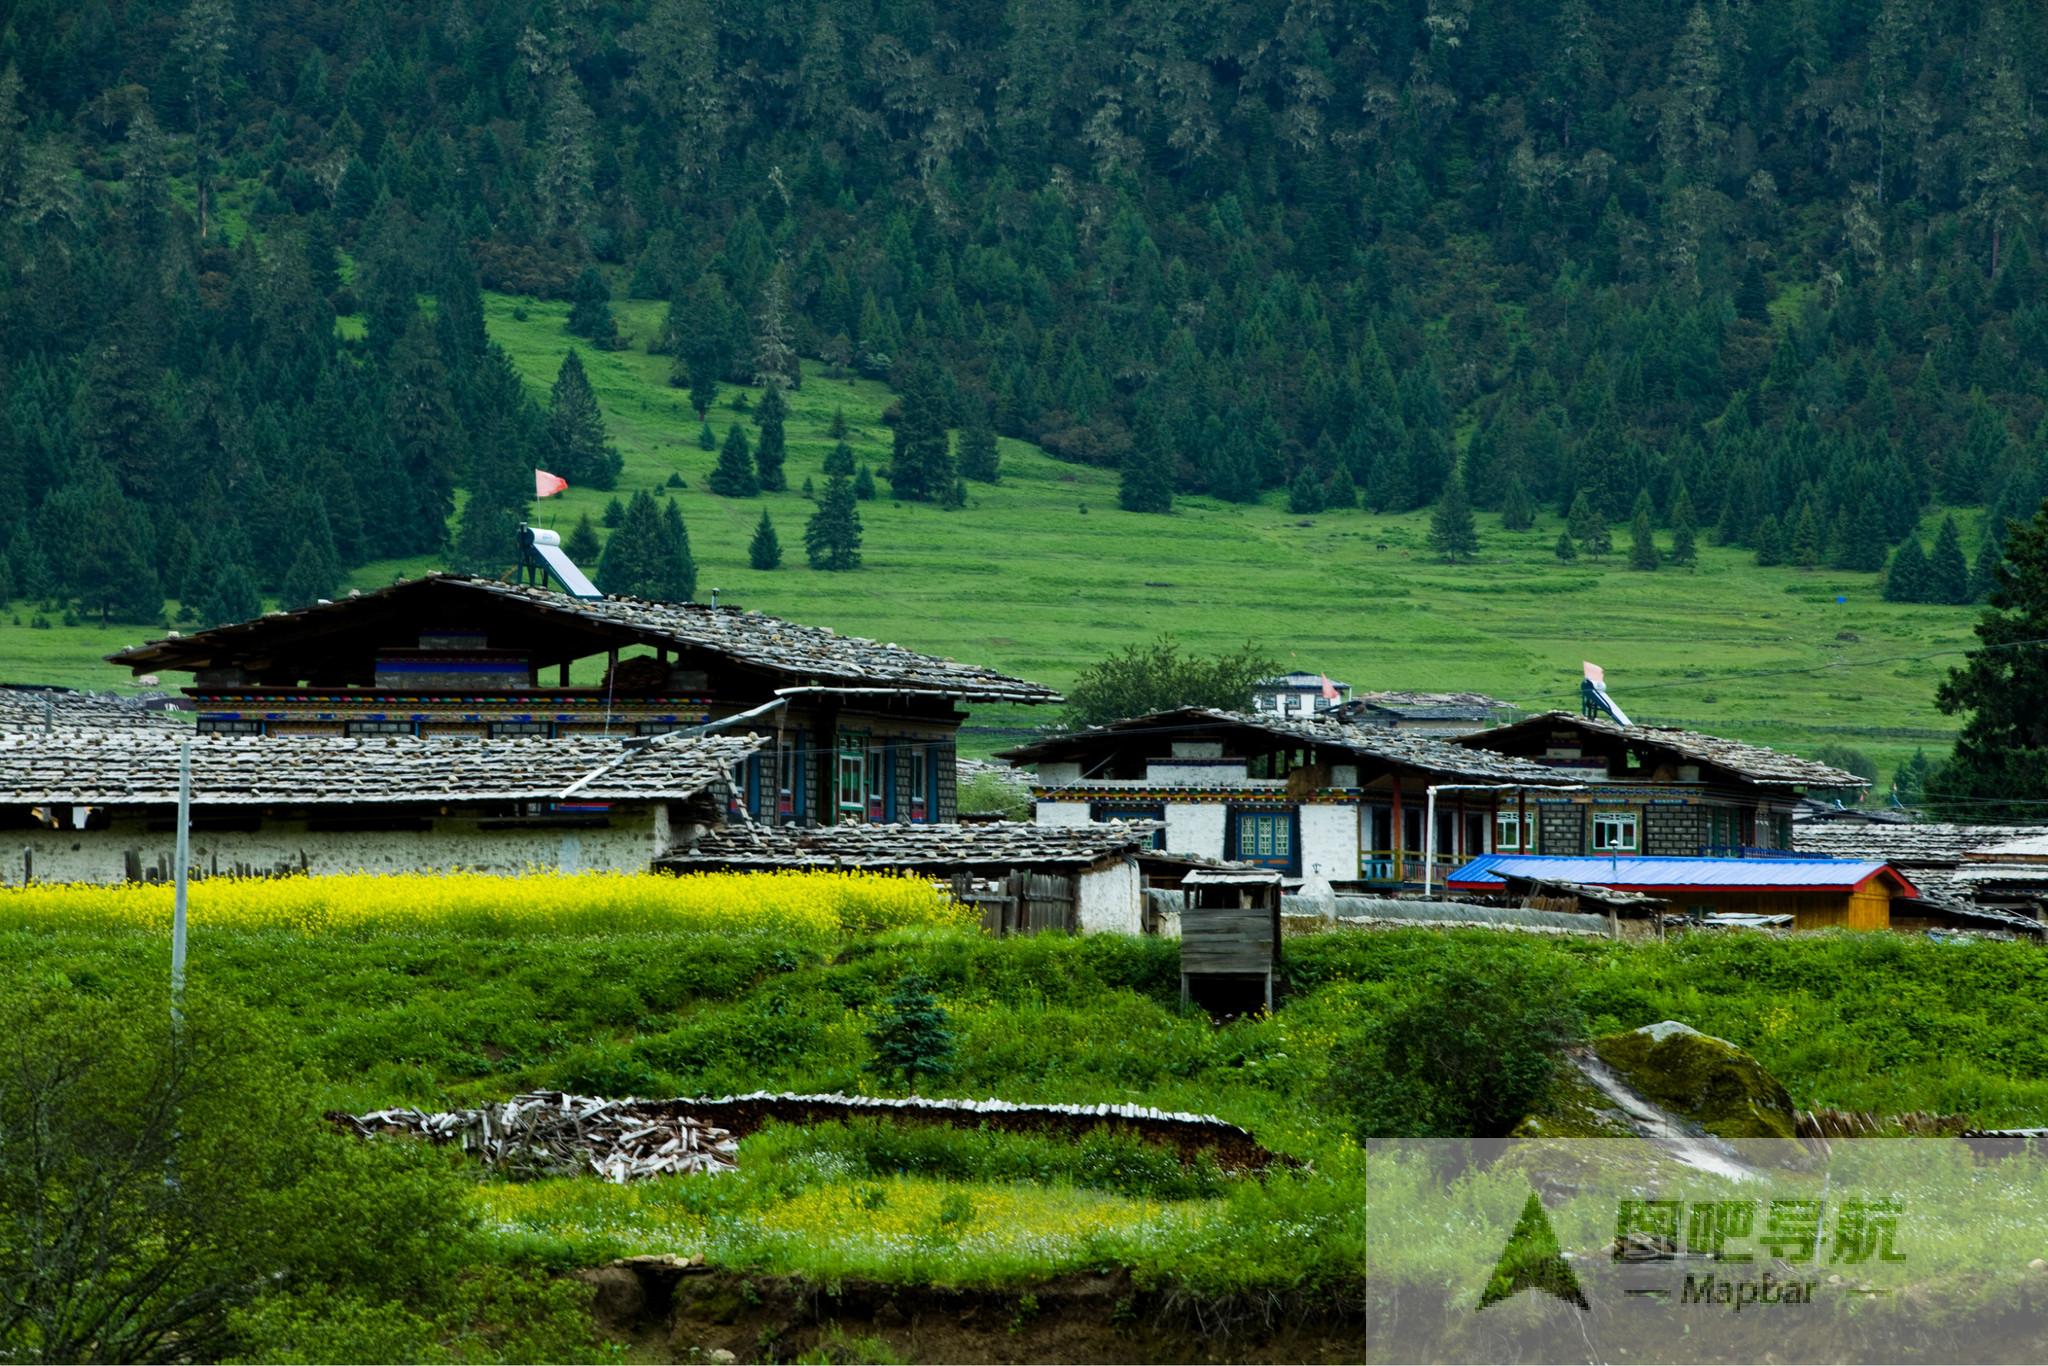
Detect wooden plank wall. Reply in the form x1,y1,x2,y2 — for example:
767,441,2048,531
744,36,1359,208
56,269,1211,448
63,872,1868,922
958,871,1078,936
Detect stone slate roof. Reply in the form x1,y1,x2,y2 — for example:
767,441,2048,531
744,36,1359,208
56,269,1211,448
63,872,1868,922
0,686,185,733
1793,822,2041,865
997,707,1571,782
0,730,764,807
108,574,1058,703
1342,690,1514,721
662,820,1160,871
1465,712,1869,788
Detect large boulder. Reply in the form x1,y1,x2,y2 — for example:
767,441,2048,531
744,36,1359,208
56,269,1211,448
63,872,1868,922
1591,1021,1796,1139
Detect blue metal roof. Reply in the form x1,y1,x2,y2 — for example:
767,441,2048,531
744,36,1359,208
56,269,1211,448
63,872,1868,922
1447,853,1915,894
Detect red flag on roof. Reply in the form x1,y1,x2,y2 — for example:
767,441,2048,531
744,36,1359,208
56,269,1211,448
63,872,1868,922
1320,674,1339,701
535,469,569,498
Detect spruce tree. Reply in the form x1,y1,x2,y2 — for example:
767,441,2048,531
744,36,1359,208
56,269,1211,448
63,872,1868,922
753,383,788,491
1628,496,1660,571
660,498,698,600
688,367,718,419
1935,501,2048,817
279,539,339,608
749,510,782,569
863,974,955,1094
697,420,716,450
1287,466,1324,514
1501,473,1535,531
1554,529,1578,562
824,441,855,477
1326,460,1358,509
958,413,1000,482
1788,502,1823,568
1428,470,1480,562
547,351,622,490
599,491,666,597
566,266,620,349
709,424,759,496
1365,448,1411,513
565,513,602,565
1567,491,1610,556
1929,515,1970,604
1119,431,1174,512
1970,523,2005,602
805,470,863,570
200,558,261,627
602,496,626,528
1754,513,1785,567
1883,535,1930,602
853,463,877,501
827,407,848,439
1669,482,1699,566
887,365,953,501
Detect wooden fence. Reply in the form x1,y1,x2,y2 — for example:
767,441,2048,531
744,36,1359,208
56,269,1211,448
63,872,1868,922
952,871,1077,936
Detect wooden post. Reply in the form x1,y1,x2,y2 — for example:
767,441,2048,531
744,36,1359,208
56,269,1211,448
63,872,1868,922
1518,787,1529,854
558,660,570,687
1391,775,1404,883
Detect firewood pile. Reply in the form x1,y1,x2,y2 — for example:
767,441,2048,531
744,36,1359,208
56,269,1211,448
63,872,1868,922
331,1090,738,1182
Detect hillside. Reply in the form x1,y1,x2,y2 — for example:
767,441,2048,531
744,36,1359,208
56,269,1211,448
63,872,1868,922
26,287,1975,786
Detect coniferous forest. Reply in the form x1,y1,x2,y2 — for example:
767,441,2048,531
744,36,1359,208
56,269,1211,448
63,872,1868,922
4,0,2048,624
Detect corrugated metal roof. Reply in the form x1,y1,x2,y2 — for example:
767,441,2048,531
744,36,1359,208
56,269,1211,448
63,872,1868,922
1447,853,1916,895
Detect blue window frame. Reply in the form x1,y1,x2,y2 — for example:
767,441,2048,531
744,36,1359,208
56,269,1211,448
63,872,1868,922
1231,809,1298,873
1091,802,1165,848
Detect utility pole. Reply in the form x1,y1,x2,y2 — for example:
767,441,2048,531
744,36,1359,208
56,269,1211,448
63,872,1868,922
171,739,191,1034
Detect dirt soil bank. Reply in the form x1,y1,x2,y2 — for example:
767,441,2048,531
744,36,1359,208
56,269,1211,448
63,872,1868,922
580,1259,1365,1363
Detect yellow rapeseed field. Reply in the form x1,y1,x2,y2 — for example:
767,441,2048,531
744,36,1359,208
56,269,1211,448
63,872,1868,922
0,870,971,938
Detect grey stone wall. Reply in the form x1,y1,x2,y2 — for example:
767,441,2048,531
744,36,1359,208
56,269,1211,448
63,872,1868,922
1537,804,1584,856
1644,804,1701,856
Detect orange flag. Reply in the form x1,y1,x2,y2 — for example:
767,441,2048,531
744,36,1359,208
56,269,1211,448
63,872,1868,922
535,469,569,498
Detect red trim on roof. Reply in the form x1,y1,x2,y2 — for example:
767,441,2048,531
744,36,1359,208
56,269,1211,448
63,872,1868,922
1447,867,1921,898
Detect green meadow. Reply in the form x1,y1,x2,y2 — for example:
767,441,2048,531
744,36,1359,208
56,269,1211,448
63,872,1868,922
4,291,1983,785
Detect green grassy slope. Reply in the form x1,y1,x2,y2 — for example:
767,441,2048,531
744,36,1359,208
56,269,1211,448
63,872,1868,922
7,290,1980,785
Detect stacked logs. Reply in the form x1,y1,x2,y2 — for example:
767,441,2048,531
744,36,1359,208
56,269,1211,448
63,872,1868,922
331,1090,738,1182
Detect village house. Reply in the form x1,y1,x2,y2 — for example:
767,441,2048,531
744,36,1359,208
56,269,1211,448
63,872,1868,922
1332,690,1515,734
0,728,762,886
105,573,1058,829
1250,672,1351,717
1454,712,1867,858
661,819,1164,935
1794,822,2048,937
999,706,1575,888
0,684,186,733
1444,853,1920,932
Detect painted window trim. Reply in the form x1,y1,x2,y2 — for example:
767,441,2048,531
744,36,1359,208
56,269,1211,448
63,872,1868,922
1591,810,1640,853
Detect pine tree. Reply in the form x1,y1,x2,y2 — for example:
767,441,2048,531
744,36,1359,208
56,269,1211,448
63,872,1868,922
688,367,718,419
1788,502,1823,567
1326,460,1358,509
200,560,262,628
863,974,955,1093
1365,448,1411,513
805,470,863,570
566,266,620,349
1892,748,1933,807
827,407,848,438
1628,494,1660,571
1928,514,1970,604
746,510,781,570
1883,535,1930,601
565,512,602,565
1970,522,2005,602
547,351,622,490
708,424,759,496
1555,529,1578,562
1501,473,1535,531
279,538,339,608
602,497,626,529
753,383,788,491
1567,491,1610,555
697,420,716,450
958,413,1000,483
1669,482,1699,566
824,442,855,477
854,463,877,501
1428,470,1480,562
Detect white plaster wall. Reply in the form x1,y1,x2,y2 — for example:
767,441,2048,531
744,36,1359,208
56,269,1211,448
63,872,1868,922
1035,800,1094,827
1076,858,1141,935
1300,804,1358,882
1146,761,1248,784
1170,741,1224,758
1164,802,1228,860
1329,764,1359,788
1036,761,1083,785
8,806,670,887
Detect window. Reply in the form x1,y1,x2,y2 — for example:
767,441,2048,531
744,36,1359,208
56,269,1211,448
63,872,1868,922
1495,811,1522,851
1592,811,1638,853
1234,810,1294,869
489,721,554,738
1092,803,1164,847
836,739,866,823
345,720,416,737
197,718,264,735
908,746,930,820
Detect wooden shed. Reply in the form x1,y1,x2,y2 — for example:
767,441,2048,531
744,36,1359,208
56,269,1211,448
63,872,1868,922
1179,868,1283,1011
